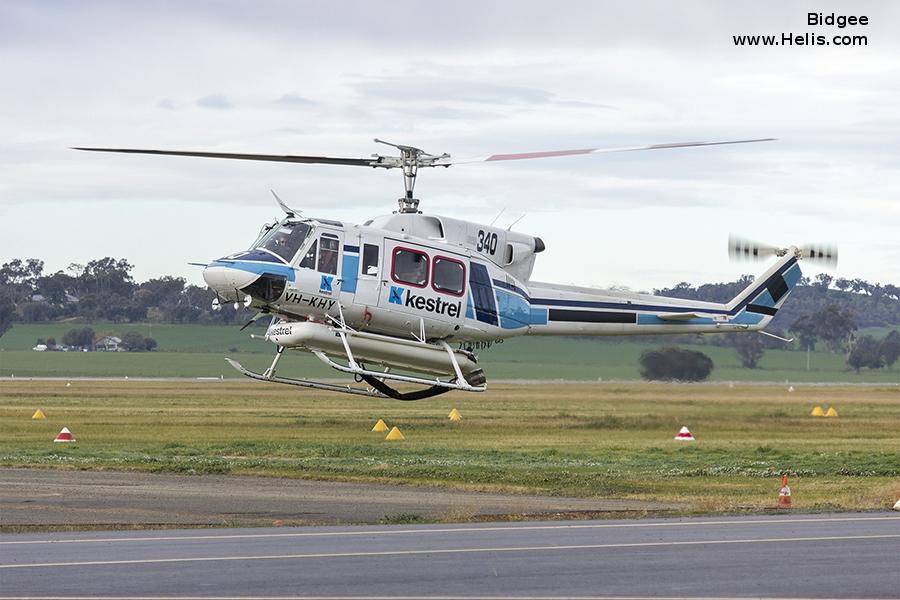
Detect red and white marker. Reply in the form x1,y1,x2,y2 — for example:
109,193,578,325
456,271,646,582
674,426,695,441
54,427,76,443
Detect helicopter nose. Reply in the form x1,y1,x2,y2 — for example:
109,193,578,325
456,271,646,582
202,262,260,295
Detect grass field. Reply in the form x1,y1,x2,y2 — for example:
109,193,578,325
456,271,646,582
2,380,898,519
1,323,899,382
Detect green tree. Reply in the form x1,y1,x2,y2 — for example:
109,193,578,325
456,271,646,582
0,258,43,301
847,336,884,373
135,276,186,308
639,347,713,382
37,271,77,305
789,315,818,351
62,327,95,350
813,273,833,289
733,334,765,368
120,331,147,352
0,288,14,339
78,258,135,296
880,330,900,368
812,304,857,353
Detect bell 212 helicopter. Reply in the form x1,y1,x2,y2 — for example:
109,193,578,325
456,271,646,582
75,138,836,400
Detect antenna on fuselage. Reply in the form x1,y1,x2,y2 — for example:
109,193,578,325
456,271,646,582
271,189,301,218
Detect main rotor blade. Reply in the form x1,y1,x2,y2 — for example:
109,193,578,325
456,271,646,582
72,147,380,167
445,138,775,165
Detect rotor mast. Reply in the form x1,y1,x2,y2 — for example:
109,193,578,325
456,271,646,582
374,139,434,214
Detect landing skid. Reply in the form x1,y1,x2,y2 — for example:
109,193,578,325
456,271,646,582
225,357,381,397
225,347,483,400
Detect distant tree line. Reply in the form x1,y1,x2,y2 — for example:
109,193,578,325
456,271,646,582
40,327,157,352
653,272,900,373
0,257,252,335
655,273,900,330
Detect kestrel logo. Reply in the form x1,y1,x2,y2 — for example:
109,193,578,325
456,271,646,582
320,275,333,294
389,285,405,304
388,285,461,317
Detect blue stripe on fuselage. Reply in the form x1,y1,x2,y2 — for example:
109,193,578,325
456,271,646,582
529,308,548,325
341,255,359,293
219,249,286,264
209,260,296,282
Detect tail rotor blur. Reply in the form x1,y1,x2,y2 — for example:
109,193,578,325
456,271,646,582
729,235,837,269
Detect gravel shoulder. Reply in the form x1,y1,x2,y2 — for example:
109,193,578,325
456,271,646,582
1,468,680,529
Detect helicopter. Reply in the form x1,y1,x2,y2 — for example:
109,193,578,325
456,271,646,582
74,138,836,400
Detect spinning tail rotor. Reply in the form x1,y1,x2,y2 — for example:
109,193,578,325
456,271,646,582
728,235,838,268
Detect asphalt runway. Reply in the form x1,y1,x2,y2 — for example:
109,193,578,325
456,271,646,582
1,513,898,598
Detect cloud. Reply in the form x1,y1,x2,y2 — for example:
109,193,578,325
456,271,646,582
274,93,316,107
352,75,555,105
157,98,178,110
195,93,233,110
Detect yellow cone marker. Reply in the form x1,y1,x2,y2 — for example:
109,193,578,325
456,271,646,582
448,408,461,422
385,426,405,441
825,407,838,417
31,409,46,420
372,419,389,432
810,406,825,417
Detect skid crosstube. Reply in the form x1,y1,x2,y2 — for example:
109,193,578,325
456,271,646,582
225,355,481,400
224,357,381,397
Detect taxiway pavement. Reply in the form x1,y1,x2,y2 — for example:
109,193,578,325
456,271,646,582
2,513,898,598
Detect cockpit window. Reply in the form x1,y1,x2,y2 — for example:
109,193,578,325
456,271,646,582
256,222,312,262
299,239,317,269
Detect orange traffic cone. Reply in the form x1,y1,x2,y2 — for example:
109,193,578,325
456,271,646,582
778,474,791,508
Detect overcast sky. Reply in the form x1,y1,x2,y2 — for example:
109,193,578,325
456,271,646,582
1,0,897,292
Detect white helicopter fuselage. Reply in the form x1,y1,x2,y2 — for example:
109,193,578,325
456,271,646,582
203,211,801,348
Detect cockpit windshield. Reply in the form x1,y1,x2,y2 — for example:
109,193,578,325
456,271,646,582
255,221,312,262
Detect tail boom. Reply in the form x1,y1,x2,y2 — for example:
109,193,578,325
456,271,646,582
523,253,801,337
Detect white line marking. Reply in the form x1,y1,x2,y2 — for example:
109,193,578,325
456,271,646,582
1,534,897,569
2,515,897,546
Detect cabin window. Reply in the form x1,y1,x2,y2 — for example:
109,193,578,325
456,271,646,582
391,247,429,287
317,234,339,275
361,244,379,276
432,256,466,296
299,239,317,269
